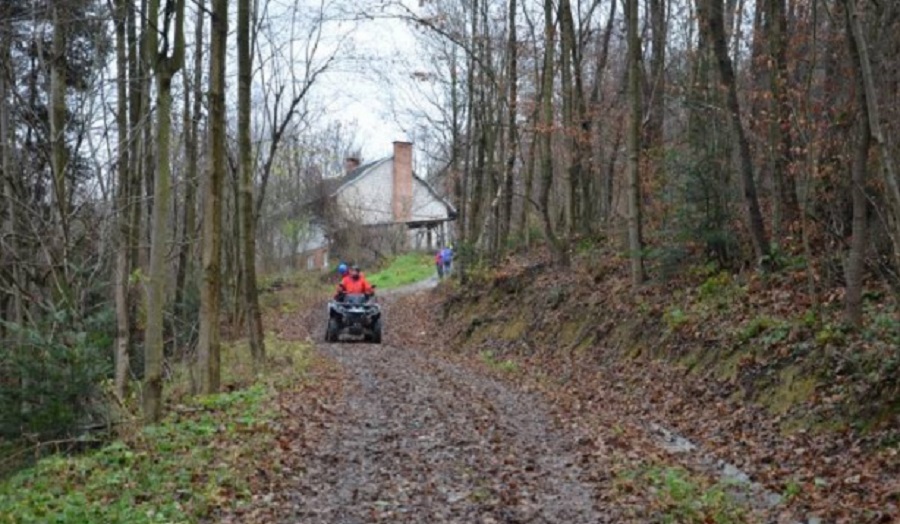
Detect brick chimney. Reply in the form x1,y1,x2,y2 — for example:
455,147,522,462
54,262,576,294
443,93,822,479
343,156,360,175
392,141,413,222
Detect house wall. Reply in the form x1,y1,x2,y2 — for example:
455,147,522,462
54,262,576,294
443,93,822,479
336,161,394,224
298,246,329,271
410,179,450,222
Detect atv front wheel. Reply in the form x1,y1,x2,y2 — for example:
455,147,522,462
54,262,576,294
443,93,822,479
371,319,383,344
326,318,340,342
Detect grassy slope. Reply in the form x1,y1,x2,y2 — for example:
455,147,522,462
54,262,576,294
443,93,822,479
367,252,435,290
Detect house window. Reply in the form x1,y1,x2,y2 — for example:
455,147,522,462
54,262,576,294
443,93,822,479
307,256,315,270
323,252,329,269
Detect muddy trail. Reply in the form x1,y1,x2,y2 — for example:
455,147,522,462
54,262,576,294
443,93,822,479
280,287,609,523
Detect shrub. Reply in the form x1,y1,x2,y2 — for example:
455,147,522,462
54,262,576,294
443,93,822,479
0,308,113,442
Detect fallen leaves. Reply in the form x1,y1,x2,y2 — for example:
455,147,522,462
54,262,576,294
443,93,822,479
417,248,900,523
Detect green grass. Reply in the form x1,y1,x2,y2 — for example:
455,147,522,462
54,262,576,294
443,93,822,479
618,466,747,523
0,337,313,524
367,252,436,290
479,350,520,373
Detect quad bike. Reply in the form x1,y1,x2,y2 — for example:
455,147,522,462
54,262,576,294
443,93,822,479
325,293,383,343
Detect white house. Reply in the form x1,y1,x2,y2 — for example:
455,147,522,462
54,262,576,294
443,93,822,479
296,141,456,269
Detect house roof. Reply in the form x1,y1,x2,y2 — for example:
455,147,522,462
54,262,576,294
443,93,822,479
329,157,391,195
328,156,457,219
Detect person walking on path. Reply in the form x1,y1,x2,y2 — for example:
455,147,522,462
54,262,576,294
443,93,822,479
434,250,444,279
440,245,453,277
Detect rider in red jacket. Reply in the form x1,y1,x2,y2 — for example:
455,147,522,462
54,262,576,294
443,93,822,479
335,265,374,300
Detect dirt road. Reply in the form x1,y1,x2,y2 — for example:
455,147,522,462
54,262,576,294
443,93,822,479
278,291,609,523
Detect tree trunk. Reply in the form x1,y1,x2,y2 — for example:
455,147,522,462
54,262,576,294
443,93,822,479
175,0,203,320
845,0,900,274
1,13,21,332
238,0,265,363
700,0,770,264
457,0,476,284
559,0,577,234
49,3,71,304
520,122,536,245
590,0,616,226
113,0,132,399
767,0,798,244
842,0,870,328
538,0,569,266
647,0,666,185
144,0,186,422
500,0,517,250
627,0,645,285
198,0,227,394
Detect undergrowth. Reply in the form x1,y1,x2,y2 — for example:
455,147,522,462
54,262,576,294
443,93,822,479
0,336,313,523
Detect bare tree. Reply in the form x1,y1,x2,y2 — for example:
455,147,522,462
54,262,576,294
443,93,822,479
112,0,133,399
238,0,265,363
174,0,204,316
537,0,568,266
698,0,769,264
144,0,186,422
626,0,645,285
197,0,227,394
841,0,870,328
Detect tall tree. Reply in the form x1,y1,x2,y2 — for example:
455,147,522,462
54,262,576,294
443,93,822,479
699,0,770,264
589,0,617,225
500,0,518,250
113,0,133,399
626,0,645,284
538,0,568,266
238,0,265,364
767,0,798,243
174,0,203,315
198,0,227,394
144,0,186,422
0,5,22,334
844,0,900,273
841,0,870,328
49,2,71,304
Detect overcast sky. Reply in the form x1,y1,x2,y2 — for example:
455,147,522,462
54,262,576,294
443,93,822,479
311,2,427,161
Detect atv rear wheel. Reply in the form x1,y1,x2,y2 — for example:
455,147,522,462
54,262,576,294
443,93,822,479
326,318,340,342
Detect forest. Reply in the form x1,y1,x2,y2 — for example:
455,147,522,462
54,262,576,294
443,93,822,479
1,0,899,515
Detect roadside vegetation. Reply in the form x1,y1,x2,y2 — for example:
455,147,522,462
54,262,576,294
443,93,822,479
0,338,313,523
0,268,337,523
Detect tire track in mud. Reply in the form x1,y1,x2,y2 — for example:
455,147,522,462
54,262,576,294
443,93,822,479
283,340,607,523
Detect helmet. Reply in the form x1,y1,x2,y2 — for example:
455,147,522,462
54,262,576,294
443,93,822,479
337,263,348,275
350,265,360,272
